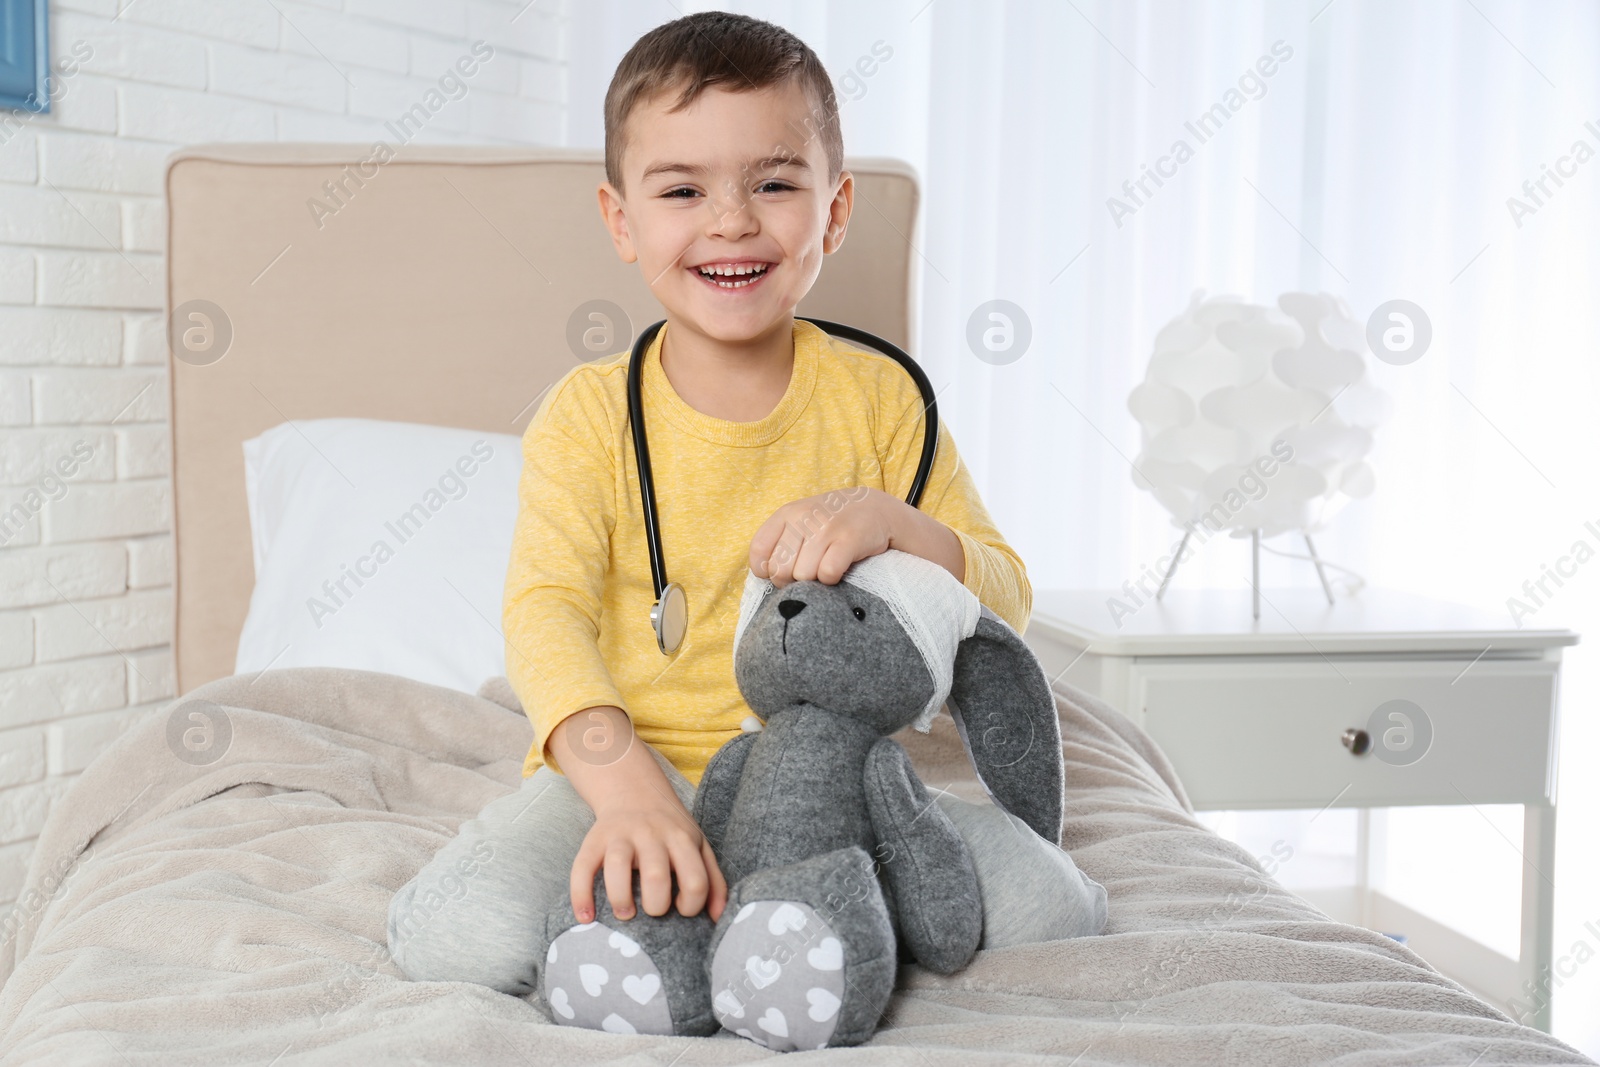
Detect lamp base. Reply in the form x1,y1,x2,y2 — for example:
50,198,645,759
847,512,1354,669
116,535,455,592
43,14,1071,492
1155,528,1336,621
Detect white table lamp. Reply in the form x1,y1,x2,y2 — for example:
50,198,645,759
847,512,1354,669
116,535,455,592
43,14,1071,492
1127,291,1390,616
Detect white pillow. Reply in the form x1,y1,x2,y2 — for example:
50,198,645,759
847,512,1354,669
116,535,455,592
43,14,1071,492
235,418,524,694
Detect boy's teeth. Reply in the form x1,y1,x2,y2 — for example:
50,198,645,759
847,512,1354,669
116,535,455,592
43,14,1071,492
697,262,769,288
698,263,768,276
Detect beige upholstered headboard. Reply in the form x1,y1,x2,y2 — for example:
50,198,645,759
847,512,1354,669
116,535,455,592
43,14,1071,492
166,144,920,694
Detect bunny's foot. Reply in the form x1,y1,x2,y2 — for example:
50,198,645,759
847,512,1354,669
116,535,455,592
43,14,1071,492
540,872,716,1036
709,846,896,1050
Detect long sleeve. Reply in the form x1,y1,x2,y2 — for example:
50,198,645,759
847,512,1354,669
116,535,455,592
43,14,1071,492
875,373,1033,635
501,371,626,768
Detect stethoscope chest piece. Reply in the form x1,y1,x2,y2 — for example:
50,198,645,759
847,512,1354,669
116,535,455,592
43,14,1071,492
651,581,688,655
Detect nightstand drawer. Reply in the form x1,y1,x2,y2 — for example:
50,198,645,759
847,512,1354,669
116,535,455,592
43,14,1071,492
1130,658,1558,809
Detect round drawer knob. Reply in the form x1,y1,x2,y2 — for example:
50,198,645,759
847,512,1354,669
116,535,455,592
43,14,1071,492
1342,728,1371,756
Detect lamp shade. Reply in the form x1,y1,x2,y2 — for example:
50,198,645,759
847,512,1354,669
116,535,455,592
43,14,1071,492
1127,291,1390,538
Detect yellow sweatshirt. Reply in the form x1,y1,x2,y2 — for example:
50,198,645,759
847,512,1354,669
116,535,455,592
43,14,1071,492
502,318,1031,785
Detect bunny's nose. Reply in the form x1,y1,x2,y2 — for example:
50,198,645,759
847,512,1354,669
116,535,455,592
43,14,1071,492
777,599,806,620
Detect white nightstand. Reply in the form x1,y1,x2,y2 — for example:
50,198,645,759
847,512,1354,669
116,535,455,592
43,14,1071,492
1021,587,1578,1033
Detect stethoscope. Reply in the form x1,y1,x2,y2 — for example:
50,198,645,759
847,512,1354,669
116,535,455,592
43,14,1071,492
628,316,941,655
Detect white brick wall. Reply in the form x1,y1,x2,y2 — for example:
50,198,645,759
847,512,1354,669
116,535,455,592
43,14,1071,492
0,0,569,913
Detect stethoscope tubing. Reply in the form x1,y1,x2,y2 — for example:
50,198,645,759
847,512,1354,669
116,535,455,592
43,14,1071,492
626,315,940,606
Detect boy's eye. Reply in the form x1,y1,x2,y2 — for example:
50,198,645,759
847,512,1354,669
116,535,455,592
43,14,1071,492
851,606,865,621
661,181,793,201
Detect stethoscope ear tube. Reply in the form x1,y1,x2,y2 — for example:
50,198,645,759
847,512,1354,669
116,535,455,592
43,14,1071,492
627,317,939,654
627,319,671,609
793,316,938,511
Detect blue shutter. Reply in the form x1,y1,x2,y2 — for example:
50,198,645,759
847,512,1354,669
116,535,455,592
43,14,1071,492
0,0,49,113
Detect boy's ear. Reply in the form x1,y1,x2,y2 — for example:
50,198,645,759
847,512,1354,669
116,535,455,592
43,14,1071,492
596,182,638,264
823,170,853,255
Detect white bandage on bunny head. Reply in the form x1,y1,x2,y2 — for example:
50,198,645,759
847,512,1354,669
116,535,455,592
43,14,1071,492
734,549,981,732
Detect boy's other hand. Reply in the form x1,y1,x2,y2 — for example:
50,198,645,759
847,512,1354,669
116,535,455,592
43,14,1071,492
749,486,893,587
751,485,967,587
552,709,727,924
570,784,726,923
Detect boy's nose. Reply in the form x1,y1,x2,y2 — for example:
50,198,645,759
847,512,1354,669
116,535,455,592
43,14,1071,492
778,599,806,620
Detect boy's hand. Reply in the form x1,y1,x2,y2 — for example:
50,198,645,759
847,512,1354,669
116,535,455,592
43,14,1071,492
551,708,727,924
570,779,726,923
749,487,890,586
750,486,965,586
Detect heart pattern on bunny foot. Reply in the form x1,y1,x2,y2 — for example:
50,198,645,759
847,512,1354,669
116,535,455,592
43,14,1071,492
709,900,846,1051
541,922,674,1035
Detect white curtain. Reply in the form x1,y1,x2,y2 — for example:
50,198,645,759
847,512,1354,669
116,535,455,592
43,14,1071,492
566,1,1600,1051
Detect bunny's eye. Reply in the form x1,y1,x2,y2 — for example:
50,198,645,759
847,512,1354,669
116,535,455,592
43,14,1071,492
851,606,866,621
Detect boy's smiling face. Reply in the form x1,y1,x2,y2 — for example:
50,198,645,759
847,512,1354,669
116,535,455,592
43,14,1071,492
599,79,852,344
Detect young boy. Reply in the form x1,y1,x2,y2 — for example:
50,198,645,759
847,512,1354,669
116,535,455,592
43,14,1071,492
387,11,1092,1042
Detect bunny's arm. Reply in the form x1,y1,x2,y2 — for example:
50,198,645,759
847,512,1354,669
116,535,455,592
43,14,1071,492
692,731,759,854
863,738,982,974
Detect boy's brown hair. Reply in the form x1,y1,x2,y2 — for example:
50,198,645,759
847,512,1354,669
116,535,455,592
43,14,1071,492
604,12,842,194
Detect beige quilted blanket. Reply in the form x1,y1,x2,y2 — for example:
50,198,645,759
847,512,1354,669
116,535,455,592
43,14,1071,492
0,667,1589,1065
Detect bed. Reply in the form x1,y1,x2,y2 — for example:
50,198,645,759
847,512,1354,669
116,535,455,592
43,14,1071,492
0,144,1590,1065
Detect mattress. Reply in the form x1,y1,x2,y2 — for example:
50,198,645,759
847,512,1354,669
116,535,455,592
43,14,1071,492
0,667,1588,1065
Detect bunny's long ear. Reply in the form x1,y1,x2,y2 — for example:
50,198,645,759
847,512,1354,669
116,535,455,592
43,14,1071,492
945,606,1064,844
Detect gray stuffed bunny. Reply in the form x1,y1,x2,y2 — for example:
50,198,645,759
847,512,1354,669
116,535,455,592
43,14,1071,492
698,547,1065,1049
537,548,1066,1050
